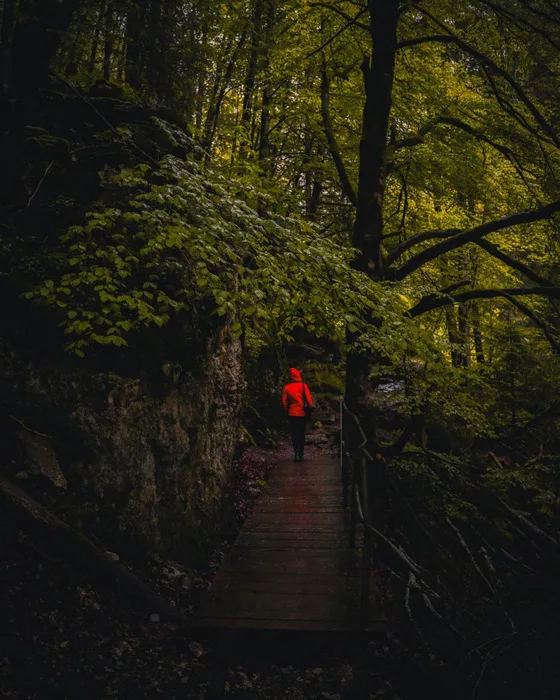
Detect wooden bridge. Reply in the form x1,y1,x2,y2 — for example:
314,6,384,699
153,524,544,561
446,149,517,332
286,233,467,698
194,445,382,633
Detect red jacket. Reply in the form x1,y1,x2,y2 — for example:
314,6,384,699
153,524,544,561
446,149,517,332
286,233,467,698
282,368,313,417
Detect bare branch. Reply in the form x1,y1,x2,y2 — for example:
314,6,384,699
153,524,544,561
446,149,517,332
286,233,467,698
519,0,560,28
27,161,54,208
392,116,442,149
399,0,427,16
441,280,471,294
392,114,539,200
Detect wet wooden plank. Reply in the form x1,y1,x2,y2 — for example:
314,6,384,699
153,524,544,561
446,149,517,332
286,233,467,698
245,512,345,526
195,450,380,632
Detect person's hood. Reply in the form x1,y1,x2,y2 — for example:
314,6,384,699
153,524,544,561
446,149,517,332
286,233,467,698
289,367,302,382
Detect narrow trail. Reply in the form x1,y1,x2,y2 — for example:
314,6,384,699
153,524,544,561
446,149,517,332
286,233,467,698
195,442,381,633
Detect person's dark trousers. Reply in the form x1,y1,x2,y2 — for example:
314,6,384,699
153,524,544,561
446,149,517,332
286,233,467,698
289,416,308,460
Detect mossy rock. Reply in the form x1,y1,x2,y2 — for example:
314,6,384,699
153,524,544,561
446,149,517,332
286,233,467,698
301,361,344,395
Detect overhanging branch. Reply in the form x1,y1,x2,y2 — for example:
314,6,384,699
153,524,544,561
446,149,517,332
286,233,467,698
394,115,538,179
476,239,554,287
386,227,460,267
393,198,560,280
305,6,369,59
309,2,369,31
505,294,560,354
407,286,560,317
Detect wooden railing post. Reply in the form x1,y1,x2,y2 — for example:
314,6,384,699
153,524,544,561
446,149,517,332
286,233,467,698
360,454,375,626
340,400,381,626
348,456,358,548
340,396,349,509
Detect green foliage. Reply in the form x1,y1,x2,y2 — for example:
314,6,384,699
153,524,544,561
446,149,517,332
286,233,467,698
22,133,382,355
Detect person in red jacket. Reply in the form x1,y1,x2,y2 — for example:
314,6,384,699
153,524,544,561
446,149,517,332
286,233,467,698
282,367,314,462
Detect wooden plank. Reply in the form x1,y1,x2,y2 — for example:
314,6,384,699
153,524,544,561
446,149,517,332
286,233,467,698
235,536,349,550
244,512,345,525
235,537,363,550
193,617,366,632
210,577,354,595
199,590,357,621
243,522,345,533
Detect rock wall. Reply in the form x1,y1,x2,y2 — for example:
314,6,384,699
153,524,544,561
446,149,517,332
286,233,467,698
1,326,246,557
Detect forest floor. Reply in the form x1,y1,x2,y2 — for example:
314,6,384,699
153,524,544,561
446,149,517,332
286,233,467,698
1,426,440,700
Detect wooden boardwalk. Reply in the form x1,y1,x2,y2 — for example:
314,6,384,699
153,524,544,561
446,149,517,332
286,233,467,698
195,448,381,632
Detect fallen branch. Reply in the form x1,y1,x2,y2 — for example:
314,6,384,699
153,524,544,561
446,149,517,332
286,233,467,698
446,517,497,598
27,161,54,208
404,571,415,627
0,477,185,623
9,415,52,439
367,523,424,577
500,498,559,547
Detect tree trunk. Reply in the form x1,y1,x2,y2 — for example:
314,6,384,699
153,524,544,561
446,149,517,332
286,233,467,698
258,84,271,163
88,7,102,75
309,175,323,218
346,0,399,413
239,0,264,158
321,56,357,206
125,0,147,91
64,5,89,77
258,0,275,167
201,29,247,161
446,306,466,367
118,19,127,82
146,0,163,99
103,0,114,81
458,303,471,366
1,0,15,95
303,138,314,211
194,53,208,133
352,0,399,276
472,303,485,363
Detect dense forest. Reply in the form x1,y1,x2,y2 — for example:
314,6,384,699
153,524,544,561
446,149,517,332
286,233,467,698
1,0,560,698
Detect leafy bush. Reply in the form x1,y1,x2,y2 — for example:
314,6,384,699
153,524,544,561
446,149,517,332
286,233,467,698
23,140,374,356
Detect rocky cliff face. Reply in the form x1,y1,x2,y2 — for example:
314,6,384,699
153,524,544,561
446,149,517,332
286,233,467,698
1,326,246,557
0,89,252,559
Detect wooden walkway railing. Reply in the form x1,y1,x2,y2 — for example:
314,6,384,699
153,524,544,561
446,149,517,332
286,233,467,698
340,397,387,624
